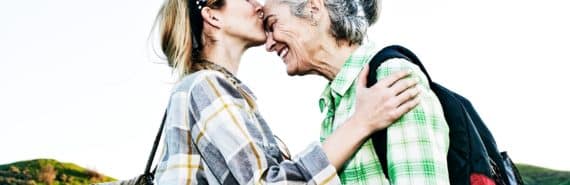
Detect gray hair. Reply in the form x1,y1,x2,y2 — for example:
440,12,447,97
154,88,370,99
279,0,380,45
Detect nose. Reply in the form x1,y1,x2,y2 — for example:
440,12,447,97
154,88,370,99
251,0,263,18
265,33,276,52
256,8,264,19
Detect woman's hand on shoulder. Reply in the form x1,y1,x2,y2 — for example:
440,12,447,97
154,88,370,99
352,66,421,134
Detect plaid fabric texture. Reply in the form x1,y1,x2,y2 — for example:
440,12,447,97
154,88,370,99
154,70,340,185
319,42,450,185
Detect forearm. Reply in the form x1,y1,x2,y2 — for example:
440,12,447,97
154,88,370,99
322,116,371,170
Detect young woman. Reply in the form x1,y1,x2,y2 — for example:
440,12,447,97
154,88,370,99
153,0,420,184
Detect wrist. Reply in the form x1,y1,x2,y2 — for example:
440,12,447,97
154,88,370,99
346,116,374,138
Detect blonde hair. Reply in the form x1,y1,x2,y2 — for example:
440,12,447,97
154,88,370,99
156,0,257,108
157,0,225,79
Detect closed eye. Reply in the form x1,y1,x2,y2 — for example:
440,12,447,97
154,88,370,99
263,15,275,32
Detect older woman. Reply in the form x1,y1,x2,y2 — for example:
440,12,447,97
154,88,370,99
263,0,450,184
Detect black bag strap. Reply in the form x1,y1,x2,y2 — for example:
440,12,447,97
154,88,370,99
367,45,432,88
367,45,429,180
144,110,168,175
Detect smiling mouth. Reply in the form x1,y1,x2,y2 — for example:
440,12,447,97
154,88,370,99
278,47,289,60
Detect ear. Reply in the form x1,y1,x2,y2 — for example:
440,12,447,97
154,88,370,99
307,0,325,21
201,7,222,29
307,0,323,13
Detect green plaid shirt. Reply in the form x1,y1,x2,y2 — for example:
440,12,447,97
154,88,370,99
319,42,450,185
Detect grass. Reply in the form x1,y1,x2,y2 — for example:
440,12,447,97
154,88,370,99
0,159,115,185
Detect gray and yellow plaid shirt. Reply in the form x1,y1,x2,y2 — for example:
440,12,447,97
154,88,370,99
154,69,341,185
319,42,451,185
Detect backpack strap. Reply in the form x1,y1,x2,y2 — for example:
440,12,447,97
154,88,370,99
367,45,433,88
142,110,168,179
366,45,430,180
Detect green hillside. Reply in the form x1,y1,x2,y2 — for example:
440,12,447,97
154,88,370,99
517,164,570,185
0,159,115,185
1,159,568,185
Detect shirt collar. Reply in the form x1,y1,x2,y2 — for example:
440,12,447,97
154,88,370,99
319,86,332,112
329,42,378,96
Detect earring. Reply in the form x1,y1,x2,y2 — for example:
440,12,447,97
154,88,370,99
310,12,318,26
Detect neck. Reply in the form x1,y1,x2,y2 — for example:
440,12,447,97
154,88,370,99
312,40,360,81
201,37,248,75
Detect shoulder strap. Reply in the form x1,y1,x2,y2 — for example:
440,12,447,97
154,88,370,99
144,110,168,176
367,45,432,88
367,45,430,180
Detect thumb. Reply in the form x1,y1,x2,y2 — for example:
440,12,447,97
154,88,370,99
358,65,370,88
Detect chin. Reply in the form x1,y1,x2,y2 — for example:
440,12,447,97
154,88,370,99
285,69,296,76
284,65,295,76
247,35,267,47
285,65,303,76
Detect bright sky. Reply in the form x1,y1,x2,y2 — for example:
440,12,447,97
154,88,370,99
1,0,569,180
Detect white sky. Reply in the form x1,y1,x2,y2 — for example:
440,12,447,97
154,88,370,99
1,0,569,180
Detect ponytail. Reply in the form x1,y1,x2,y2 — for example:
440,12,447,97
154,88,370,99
157,0,226,79
359,0,381,25
158,0,194,78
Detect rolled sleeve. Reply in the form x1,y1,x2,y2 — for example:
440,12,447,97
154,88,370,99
290,142,340,185
376,59,450,185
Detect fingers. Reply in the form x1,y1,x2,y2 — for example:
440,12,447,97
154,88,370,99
357,65,370,88
376,71,411,88
394,96,421,118
390,78,418,96
395,86,421,106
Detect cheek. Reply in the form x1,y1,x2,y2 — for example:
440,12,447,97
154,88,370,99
271,25,313,70
229,5,255,26
286,45,312,74
296,57,313,72
274,28,302,53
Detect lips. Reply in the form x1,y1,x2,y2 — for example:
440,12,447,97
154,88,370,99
278,47,289,60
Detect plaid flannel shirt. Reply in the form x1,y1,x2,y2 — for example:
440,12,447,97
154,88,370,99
154,69,341,185
319,42,450,185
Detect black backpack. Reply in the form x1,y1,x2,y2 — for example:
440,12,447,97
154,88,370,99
366,45,525,185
